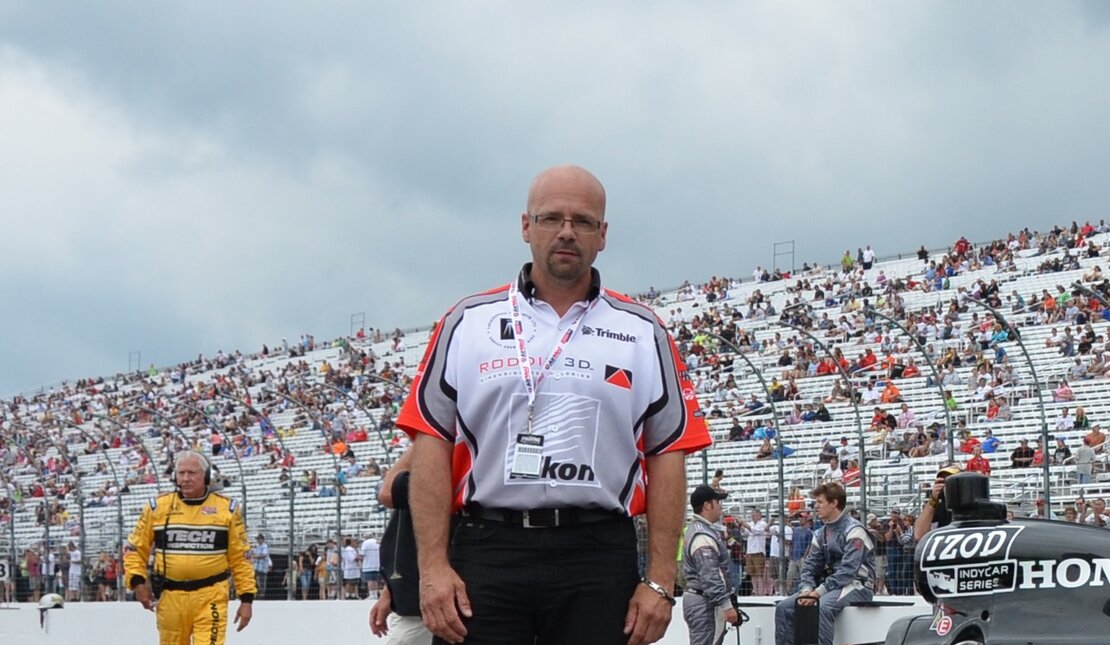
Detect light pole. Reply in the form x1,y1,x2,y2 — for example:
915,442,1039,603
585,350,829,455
864,307,955,462
35,427,85,601
262,386,344,582
91,413,165,492
779,321,868,515
56,419,127,599
154,400,249,513
702,331,789,594
316,380,398,467
0,469,17,591
965,297,1052,511
215,392,297,601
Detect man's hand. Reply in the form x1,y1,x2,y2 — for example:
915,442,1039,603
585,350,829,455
234,603,252,632
133,583,155,611
930,477,945,501
623,583,672,645
369,590,391,637
797,591,821,607
724,607,740,626
419,563,471,644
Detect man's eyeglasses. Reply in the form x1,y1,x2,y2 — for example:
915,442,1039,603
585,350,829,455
530,214,602,234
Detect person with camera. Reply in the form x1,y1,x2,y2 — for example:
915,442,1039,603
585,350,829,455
681,485,740,645
774,482,875,645
123,450,256,645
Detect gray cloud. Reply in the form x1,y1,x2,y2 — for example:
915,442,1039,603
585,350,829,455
3,2,1110,395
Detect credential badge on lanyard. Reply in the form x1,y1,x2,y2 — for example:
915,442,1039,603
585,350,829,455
506,283,595,479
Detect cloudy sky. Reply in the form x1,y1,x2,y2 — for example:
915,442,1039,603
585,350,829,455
2,2,1109,396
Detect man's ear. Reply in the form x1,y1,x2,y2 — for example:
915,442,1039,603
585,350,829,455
521,212,531,243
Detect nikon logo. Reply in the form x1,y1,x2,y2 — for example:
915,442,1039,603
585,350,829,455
582,326,636,344
542,456,596,482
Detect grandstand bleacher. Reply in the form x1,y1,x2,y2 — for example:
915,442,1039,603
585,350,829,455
5,222,1110,602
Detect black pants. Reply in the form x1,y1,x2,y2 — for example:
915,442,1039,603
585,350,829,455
436,516,639,645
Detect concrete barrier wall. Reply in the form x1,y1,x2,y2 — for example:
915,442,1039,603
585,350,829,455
0,596,929,644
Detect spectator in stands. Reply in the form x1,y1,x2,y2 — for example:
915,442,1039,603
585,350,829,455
1087,426,1107,453
880,380,902,404
816,437,834,461
710,469,727,493
966,445,992,476
1052,437,1073,465
1078,498,1110,527
1056,408,1076,432
738,510,770,596
958,430,981,455
821,456,844,483
1062,506,1079,523
755,439,774,460
1011,439,1036,468
252,534,272,600
843,460,861,487
1075,437,1096,484
982,429,1001,453
1053,379,1075,402
1029,498,1055,519
1074,406,1092,429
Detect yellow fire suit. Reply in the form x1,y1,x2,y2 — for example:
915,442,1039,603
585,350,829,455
124,491,256,645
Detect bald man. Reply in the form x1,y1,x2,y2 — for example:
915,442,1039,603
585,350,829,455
399,166,711,645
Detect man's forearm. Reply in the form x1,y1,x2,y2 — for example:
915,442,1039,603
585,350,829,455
410,434,454,571
914,504,935,541
644,452,686,588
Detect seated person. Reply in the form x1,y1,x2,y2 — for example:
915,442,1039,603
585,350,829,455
959,431,981,454
755,438,774,460
775,482,874,645
821,455,844,482
842,461,861,487
908,432,933,459
1053,379,1075,402
880,381,902,404
981,429,1001,453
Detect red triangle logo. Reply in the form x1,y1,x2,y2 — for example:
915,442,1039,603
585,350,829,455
605,366,632,390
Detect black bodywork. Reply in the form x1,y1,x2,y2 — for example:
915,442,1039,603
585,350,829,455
885,473,1110,644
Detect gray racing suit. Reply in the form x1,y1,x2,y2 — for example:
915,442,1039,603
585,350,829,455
775,511,875,645
682,515,735,645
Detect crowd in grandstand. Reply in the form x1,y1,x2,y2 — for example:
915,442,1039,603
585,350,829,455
5,219,1110,601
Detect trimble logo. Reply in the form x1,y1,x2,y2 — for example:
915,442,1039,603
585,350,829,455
582,325,636,343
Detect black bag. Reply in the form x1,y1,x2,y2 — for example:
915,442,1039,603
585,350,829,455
794,597,820,645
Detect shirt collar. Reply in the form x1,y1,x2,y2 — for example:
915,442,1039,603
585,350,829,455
516,262,602,303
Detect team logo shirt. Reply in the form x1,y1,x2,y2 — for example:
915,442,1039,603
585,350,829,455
397,265,711,515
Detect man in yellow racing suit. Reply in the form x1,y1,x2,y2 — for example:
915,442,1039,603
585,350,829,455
124,450,256,645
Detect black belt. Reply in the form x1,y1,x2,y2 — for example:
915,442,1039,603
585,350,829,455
162,571,230,591
459,506,626,528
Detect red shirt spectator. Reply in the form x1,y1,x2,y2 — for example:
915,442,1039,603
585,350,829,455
966,449,992,476
960,434,981,454
858,350,878,370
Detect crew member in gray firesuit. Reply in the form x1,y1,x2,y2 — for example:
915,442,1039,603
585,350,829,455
775,481,874,645
682,484,740,645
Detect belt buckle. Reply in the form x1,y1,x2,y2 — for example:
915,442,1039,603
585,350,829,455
522,509,558,528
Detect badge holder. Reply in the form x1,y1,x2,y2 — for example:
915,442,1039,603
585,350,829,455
510,433,544,479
